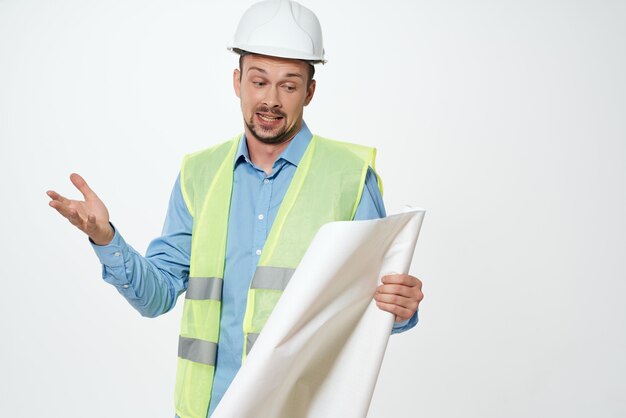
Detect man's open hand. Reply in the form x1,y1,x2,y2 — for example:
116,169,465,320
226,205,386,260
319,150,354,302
47,173,114,245
374,274,424,322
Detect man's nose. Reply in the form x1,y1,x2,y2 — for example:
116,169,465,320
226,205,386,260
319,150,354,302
263,87,281,108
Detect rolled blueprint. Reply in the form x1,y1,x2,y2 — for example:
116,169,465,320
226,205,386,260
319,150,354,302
212,208,426,418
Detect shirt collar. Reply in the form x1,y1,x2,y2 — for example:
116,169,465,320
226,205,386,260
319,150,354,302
234,121,313,169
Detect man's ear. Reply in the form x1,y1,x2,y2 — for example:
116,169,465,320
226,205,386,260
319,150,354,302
233,68,241,98
304,79,316,106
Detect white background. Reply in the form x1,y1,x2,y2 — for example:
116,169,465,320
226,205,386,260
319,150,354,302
1,0,625,417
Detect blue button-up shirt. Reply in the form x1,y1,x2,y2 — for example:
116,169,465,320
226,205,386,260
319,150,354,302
92,123,418,416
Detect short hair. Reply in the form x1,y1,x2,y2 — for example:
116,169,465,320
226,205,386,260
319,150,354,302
238,52,315,88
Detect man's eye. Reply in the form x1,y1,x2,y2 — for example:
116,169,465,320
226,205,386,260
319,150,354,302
283,85,296,92
253,81,265,87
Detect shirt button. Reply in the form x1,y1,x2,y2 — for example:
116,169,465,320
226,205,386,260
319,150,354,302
255,249,262,256
122,284,130,289
113,251,121,257
263,179,270,185
258,214,264,220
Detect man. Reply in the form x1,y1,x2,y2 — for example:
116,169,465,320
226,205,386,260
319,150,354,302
47,1,424,417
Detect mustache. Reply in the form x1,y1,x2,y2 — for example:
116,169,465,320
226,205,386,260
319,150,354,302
255,106,286,118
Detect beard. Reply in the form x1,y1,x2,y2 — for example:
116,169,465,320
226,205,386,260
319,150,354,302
245,106,299,145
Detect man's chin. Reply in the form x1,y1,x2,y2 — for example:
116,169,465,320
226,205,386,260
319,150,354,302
248,125,292,145
256,135,290,145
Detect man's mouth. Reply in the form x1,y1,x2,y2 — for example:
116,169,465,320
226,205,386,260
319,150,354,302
257,113,283,122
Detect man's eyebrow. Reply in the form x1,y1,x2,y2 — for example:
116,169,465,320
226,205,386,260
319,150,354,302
246,67,304,80
285,72,304,80
247,66,267,74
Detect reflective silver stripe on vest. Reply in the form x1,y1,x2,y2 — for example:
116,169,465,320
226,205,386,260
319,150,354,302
186,277,223,300
250,266,295,291
246,332,260,355
178,336,217,366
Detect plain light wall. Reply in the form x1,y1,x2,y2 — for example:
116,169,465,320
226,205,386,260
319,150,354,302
1,0,625,417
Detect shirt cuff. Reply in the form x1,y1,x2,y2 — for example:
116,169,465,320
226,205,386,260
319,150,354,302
90,223,126,267
391,310,419,334
90,224,139,296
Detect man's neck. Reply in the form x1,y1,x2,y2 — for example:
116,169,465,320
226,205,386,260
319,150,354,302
246,132,296,175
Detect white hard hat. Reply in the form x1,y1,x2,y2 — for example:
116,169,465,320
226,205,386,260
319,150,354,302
228,0,326,64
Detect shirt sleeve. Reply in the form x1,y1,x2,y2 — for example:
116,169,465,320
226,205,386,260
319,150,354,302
353,167,419,335
90,175,191,318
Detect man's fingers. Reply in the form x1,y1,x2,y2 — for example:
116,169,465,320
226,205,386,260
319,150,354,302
49,201,87,230
66,208,86,228
375,301,414,322
48,199,70,215
46,190,68,203
381,274,421,287
70,173,97,200
374,292,418,311
375,274,424,319
377,283,417,299
48,197,81,224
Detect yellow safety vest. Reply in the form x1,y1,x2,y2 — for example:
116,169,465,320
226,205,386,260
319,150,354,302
174,134,380,418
